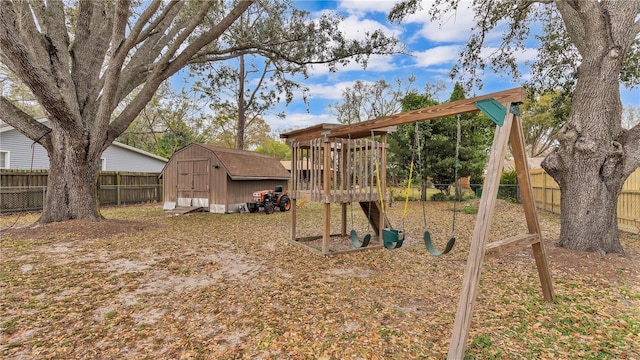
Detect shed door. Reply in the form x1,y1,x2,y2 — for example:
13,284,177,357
177,159,210,207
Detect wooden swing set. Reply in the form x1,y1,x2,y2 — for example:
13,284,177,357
280,87,555,359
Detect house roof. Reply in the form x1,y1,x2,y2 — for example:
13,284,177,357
503,157,545,170
1,120,168,163
189,144,290,180
110,141,168,162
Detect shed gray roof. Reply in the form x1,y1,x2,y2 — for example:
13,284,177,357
197,144,290,180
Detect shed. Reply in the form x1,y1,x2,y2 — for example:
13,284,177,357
161,144,290,213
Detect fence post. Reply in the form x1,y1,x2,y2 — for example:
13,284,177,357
547,174,553,213
116,172,121,206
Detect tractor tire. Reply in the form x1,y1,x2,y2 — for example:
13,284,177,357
265,204,275,214
279,196,291,212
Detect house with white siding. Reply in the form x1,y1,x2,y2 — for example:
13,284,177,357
0,120,167,172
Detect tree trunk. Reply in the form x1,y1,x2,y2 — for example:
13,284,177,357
552,164,623,254
542,52,626,254
236,54,246,150
39,127,102,223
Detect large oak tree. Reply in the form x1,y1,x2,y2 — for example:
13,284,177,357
390,0,640,254
0,0,398,223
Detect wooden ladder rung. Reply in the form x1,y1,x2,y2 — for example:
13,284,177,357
485,233,540,257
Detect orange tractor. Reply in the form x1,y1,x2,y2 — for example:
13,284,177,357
247,185,291,214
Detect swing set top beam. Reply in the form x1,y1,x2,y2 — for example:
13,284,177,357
280,87,525,142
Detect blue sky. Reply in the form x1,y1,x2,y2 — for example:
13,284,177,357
179,0,640,134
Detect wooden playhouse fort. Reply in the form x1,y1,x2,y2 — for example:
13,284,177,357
280,87,556,359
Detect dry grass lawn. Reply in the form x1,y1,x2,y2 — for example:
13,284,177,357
1,200,639,359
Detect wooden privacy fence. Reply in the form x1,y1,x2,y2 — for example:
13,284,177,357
531,168,640,233
0,170,162,213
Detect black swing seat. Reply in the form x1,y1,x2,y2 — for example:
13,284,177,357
350,229,372,248
423,230,455,256
383,228,405,250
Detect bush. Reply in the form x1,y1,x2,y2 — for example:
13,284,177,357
431,192,449,201
460,189,477,201
498,169,519,202
462,204,478,214
391,188,420,202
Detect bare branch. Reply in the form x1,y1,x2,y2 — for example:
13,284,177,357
90,0,132,155
115,3,184,104
72,1,113,120
0,96,52,150
556,0,605,55
127,0,163,46
0,2,76,126
245,60,270,110
633,19,640,41
106,0,255,146
618,123,640,177
153,3,215,74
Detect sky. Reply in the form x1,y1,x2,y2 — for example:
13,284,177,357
176,0,640,135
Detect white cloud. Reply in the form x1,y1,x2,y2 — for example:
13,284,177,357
515,48,539,63
479,46,539,64
306,53,397,77
337,0,397,16
402,0,476,43
265,112,336,132
339,14,401,42
412,45,461,67
299,9,400,77
305,81,359,100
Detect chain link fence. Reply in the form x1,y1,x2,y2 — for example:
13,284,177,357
0,186,47,213
390,183,521,202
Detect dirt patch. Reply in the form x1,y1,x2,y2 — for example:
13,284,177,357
1,202,639,359
1,218,153,242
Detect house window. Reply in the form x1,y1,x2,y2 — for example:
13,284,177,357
0,151,9,169
99,158,106,171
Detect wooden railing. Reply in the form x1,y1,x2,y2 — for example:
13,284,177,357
289,137,383,203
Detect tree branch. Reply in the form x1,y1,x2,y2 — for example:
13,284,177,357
38,1,78,118
633,19,640,40
618,123,640,177
245,60,270,109
0,2,76,127
129,0,164,45
106,0,255,146
554,0,589,54
90,0,132,156
115,3,184,104
0,96,52,150
72,0,113,121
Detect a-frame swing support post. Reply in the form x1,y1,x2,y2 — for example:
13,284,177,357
509,113,555,301
447,106,555,360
